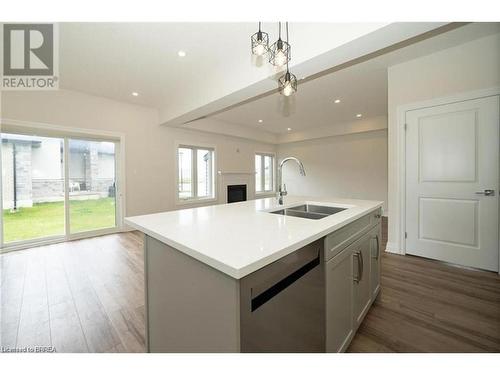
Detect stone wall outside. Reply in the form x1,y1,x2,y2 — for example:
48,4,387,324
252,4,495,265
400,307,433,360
32,179,64,203
32,178,115,203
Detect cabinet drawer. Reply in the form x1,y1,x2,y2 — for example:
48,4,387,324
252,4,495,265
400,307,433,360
324,208,381,261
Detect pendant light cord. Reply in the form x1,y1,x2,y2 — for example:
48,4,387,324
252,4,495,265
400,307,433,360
286,22,289,72
278,22,281,40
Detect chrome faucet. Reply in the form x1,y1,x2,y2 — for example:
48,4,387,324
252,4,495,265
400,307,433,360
277,157,306,205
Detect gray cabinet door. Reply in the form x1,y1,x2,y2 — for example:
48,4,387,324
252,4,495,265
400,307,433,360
353,234,372,327
370,225,382,299
326,247,354,352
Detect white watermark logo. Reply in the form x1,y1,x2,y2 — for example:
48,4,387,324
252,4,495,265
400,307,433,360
1,345,56,353
2,23,59,90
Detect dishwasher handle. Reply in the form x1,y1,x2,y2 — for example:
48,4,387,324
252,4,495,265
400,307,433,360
251,254,320,312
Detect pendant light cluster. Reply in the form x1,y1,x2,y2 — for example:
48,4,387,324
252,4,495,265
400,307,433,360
251,22,297,97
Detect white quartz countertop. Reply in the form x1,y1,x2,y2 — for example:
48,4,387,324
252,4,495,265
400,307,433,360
125,196,383,279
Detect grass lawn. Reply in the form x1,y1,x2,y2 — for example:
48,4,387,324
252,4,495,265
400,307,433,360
3,197,116,243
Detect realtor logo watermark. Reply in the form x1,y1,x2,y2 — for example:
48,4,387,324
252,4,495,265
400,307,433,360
2,23,59,90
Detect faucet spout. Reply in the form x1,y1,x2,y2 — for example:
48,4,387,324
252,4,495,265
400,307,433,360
277,157,306,205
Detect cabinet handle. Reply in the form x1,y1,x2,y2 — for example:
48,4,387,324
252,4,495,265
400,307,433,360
372,234,380,260
359,251,364,282
353,251,362,283
475,189,495,196
353,252,359,283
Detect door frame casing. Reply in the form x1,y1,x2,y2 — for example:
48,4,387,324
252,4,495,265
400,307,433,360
0,118,126,252
393,87,500,274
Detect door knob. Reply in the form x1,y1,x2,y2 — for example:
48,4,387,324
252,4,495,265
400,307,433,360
475,189,495,196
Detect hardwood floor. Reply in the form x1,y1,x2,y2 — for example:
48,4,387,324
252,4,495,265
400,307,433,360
0,232,146,353
1,222,499,353
348,252,500,352
349,218,500,352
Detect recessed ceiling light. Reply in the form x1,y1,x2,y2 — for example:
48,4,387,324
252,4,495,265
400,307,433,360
287,127,292,131
356,113,362,118
258,119,263,123
177,50,186,57
131,92,139,97
334,99,341,104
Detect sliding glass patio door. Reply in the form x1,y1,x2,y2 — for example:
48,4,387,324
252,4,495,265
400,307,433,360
1,133,65,244
67,139,117,234
1,131,120,248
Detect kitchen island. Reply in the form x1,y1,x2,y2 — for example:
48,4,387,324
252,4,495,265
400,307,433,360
125,196,383,353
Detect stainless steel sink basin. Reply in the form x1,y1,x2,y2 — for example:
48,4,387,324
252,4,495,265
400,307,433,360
269,204,347,220
288,204,346,216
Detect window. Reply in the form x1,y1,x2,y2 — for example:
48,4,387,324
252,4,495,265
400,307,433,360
177,145,215,201
255,153,275,193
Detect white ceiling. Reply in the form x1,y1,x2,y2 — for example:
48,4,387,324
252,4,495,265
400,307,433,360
210,64,388,134
205,22,500,136
6,22,497,141
58,22,387,111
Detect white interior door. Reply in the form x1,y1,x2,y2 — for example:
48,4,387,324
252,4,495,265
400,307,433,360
405,95,499,272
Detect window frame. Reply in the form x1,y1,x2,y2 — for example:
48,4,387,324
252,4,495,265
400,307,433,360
255,152,276,195
175,142,217,205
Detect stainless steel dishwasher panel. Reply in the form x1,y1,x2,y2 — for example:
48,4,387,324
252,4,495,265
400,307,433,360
239,239,325,352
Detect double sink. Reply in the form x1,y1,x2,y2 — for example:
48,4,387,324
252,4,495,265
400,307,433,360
269,204,347,220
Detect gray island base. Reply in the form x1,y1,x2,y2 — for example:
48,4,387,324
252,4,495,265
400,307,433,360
144,208,382,352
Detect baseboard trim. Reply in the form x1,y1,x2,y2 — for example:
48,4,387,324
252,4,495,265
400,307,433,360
121,224,136,232
385,242,402,254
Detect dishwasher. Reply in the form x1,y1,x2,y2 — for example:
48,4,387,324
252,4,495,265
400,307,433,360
239,239,325,352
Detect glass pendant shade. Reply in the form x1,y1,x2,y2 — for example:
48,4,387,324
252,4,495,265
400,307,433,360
279,71,297,96
251,26,269,56
269,38,290,67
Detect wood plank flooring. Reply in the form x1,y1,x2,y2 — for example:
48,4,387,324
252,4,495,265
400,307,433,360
1,231,146,353
348,252,500,352
1,221,499,353
348,218,500,352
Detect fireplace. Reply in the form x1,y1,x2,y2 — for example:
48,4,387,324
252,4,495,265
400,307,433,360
227,184,247,203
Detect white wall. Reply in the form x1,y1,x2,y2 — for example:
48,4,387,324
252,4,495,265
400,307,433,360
387,32,500,253
277,127,388,211
1,89,276,218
